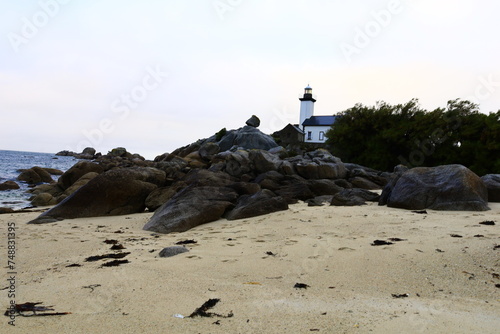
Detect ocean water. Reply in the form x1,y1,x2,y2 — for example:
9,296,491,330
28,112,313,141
0,150,78,210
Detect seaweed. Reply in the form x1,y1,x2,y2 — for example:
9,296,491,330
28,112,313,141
85,252,130,262
188,298,233,318
4,302,70,317
371,240,394,246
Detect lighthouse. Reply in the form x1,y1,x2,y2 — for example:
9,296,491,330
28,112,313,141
299,85,316,127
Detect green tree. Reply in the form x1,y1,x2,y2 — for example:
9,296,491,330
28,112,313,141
325,99,499,174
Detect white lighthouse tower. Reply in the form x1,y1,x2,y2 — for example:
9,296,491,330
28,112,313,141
299,85,316,127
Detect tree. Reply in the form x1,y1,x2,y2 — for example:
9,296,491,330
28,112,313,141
325,99,500,175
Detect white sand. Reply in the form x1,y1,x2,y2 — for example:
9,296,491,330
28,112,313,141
1,202,499,333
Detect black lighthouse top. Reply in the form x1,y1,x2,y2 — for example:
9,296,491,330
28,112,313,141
299,85,316,102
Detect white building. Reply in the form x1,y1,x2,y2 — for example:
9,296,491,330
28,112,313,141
299,85,337,143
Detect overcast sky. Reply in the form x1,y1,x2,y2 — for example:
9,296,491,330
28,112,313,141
1,0,499,159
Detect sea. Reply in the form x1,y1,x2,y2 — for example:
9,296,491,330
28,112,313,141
0,150,78,210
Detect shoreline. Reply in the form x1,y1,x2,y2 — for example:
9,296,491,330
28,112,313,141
1,202,499,333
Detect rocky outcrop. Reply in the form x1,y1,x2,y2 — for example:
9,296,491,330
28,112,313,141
0,181,20,191
28,119,399,233
379,165,489,211
28,168,162,224
56,147,99,159
481,174,500,202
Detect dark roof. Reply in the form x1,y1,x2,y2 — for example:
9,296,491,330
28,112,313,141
302,115,337,126
291,124,304,133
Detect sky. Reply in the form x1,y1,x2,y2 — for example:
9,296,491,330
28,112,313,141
1,0,499,159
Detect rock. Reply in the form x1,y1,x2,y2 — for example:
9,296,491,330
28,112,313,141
158,246,189,258
108,147,130,158
28,183,63,197
82,147,96,156
226,189,288,220
481,174,500,202
226,182,261,196
31,193,57,206
345,163,389,187
249,149,282,174
17,168,41,184
218,126,278,151
380,164,489,211
294,159,346,180
0,181,20,191
349,176,381,190
275,178,315,203
331,189,380,206
57,161,104,190
306,195,333,207
307,179,344,196
198,142,220,161
222,150,252,177
154,155,188,179
42,168,64,175
18,166,54,184
143,186,238,234
63,172,100,196
145,183,186,212
28,168,159,224
0,207,15,214
125,167,166,186
184,169,235,187
255,171,285,191
56,150,76,157
245,115,261,127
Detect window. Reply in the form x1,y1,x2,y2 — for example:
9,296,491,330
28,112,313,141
307,131,312,140
319,131,325,141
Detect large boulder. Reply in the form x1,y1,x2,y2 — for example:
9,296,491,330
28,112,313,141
143,186,238,234
379,165,489,211
57,161,104,190
481,174,500,202
225,189,288,220
0,181,20,191
28,168,159,224
218,126,278,151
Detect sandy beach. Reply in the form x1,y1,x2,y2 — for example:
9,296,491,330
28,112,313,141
1,202,499,333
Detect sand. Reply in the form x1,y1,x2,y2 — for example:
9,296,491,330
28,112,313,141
1,202,499,333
